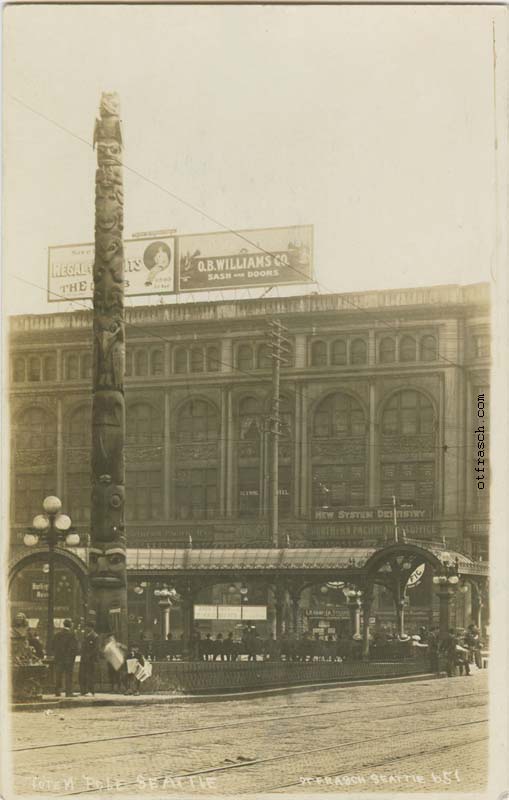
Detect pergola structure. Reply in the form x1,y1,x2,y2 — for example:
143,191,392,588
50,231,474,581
9,540,488,653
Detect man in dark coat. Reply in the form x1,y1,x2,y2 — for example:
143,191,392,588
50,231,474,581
441,628,458,677
53,619,79,697
79,623,99,695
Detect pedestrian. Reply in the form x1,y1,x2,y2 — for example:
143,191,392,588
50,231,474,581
79,623,99,695
104,633,128,692
214,633,226,661
53,619,78,697
126,647,145,694
223,632,233,661
441,628,458,677
465,623,481,668
456,635,471,676
427,627,440,673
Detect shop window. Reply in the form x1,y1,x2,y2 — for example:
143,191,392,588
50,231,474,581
379,337,396,364
127,403,162,445
350,338,367,365
28,356,42,382
206,346,220,372
15,407,57,451
151,349,164,376
190,347,204,373
126,469,162,521
420,335,437,362
238,466,260,518
238,345,254,372
13,358,26,383
177,399,219,442
331,339,347,366
257,344,272,370
135,350,148,377
65,354,79,380
175,468,217,520
311,340,327,367
174,347,187,374
399,336,416,362
81,353,92,379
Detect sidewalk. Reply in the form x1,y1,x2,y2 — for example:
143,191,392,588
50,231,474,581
12,670,444,711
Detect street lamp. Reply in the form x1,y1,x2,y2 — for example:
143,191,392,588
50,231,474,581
153,585,178,638
23,496,78,655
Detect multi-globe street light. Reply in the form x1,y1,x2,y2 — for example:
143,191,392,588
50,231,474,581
23,496,79,654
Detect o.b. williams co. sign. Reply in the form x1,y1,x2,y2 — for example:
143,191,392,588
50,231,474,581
178,225,313,292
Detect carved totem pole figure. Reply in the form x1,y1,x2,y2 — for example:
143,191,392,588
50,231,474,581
89,92,128,641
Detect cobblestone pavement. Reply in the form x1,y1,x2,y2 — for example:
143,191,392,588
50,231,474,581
10,672,488,797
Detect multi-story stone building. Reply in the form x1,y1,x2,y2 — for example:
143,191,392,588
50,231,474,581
9,283,490,639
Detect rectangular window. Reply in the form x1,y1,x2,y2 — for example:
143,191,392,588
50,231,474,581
381,462,434,508
67,473,91,523
126,470,162,521
15,473,56,523
239,467,260,518
176,468,217,520
313,464,365,507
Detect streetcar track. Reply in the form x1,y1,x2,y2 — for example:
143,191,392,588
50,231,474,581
13,689,488,754
265,735,490,794
56,717,488,796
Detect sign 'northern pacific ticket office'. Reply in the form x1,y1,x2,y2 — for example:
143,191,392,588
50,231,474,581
48,224,314,301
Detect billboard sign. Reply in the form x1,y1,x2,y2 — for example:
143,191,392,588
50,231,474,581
48,237,176,302
177,225,313,292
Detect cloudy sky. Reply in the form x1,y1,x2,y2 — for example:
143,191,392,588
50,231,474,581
4,4,505,316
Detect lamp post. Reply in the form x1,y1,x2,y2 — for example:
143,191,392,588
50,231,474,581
23,496,78,655
153,585,178,639
343,586,363,639
432,553,460,638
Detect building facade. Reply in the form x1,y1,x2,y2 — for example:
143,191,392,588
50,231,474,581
9,283,490,637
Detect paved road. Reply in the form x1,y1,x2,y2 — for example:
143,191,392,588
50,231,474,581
9,673,488,797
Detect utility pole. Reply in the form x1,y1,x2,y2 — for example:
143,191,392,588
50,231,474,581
89,92,128,642
392,495,399,543
267,319,291,547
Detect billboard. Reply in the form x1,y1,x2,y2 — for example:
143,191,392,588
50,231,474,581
48,236,176,302
177,225,313,292
48,225,313,301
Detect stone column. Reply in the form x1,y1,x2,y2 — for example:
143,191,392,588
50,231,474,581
56,397,64,498
368,381,377,506
438,585,455,639
225,387,234,517
299,385,309,518
163,392,171,519
362,586,374,658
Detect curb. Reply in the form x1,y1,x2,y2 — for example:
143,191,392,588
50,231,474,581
12,671,446,711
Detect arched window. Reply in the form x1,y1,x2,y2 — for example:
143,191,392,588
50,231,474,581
382,390,434,436
420,335,437,362
174,347,187,374
67,405,92,447
311,340,327,367
177,400,219,442
379,337,396,364
13,358,25,383
238,397,263,518
380,390,436,509
257,344,272,370
238,345,254,372
399,335,416,362
28,356,42,382
126,403,162,445
312,393,367,508
135,350,148,377
206,346,220,372
151,349,164,376
350,338,367,365
331,339,347,366
65,354,79,380
190,347,204,373
81,353,92,379
15,407,57,451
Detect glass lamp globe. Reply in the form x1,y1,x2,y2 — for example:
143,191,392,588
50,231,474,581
43,496,62,515
32,514,50,532
154,589,161,597
65,532,80,547
448,575,459,585
459,583,469,594
239,584,248,596
320,585,328,594
23,533,39,547
432,576,440,584
55,514,72,532
228,584,237,594
442,552,451,564
42,563,50,574
134,585,144,595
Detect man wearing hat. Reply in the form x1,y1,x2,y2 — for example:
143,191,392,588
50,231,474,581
53,619,79,697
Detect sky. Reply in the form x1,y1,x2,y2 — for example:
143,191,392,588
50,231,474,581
3,4,506,316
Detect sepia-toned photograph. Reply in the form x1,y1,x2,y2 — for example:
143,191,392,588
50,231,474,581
2,4,508,799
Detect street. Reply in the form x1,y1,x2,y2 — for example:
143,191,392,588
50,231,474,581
10,672,488,796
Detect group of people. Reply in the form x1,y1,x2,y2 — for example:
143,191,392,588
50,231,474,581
440,624,483,677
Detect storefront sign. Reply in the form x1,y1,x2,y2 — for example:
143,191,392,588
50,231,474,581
313,507,430,521
195,605,267,621
48,237,175,301
305,607,350,620
31,582,49,600
177,225,313,292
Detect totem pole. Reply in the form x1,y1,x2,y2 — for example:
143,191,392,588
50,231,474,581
89,92,128,642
